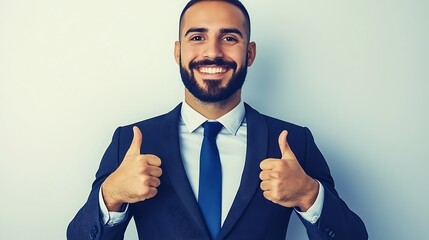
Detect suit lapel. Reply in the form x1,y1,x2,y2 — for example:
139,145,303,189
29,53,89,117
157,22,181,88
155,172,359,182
218,104,269,239
159,104,209,235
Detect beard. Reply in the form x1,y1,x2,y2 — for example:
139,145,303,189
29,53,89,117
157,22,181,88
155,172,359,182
179,57,248,103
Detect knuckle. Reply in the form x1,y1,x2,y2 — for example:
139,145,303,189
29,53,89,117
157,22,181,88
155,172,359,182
278,160,287,168
271,171,281,179
144,188,157,200
136,187,149,197
284,142,290,149
270,192,281,203
150,188,158,198
152,177,161,187
152,167,162,177
260,181,265,190
147,154,162,166
140,164,149,174
139,175,151,185
263,191,270,200
155,156,162,165
260,159,272,169
259,171,265,180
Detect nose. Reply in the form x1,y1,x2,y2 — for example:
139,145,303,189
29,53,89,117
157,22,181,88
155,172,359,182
203,39,224,59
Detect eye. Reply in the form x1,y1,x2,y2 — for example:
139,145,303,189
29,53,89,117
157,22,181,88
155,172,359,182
190,35,204,41
222,36,238,43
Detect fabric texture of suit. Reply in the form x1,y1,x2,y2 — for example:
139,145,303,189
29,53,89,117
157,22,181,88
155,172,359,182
67,103,368,240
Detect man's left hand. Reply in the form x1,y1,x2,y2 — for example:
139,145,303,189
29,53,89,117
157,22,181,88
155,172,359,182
259,130,319,212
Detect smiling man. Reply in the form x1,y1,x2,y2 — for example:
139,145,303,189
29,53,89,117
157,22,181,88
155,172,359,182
67,1,367,239
177,1,254,108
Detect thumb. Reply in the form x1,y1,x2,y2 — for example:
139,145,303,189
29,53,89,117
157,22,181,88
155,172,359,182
278,130,296,160
126,126,142,156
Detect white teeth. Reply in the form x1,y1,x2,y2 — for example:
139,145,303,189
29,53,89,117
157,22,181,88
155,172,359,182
199,67,226,74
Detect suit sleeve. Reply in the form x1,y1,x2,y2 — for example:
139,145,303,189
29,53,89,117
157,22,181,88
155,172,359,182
299,127,368,240
67,127,132,240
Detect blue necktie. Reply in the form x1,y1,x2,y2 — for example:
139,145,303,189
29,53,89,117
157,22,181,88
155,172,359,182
198,121,223,240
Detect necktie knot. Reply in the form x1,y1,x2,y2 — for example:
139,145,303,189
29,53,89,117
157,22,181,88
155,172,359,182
203,121,223,138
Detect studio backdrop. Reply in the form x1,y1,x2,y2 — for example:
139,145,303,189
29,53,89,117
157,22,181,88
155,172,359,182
0,0,428,239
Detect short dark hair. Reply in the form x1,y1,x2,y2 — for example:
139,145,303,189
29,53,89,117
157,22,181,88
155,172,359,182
179,0,251,40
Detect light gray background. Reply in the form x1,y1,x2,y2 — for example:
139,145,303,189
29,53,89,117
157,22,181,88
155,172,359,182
1,0,428,239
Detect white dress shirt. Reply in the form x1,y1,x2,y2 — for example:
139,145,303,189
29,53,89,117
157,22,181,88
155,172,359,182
100,101,324,226
180,101,247,225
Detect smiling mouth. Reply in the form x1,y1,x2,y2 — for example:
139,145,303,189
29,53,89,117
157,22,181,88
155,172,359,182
196,66,229,75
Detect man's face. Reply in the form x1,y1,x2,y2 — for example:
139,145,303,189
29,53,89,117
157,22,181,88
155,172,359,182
175,1,256,103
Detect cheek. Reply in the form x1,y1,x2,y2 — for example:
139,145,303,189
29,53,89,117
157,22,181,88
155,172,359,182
224,48,247,65
181,46,201,63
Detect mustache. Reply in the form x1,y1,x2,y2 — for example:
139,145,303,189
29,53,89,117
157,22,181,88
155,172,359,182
189,58,237,70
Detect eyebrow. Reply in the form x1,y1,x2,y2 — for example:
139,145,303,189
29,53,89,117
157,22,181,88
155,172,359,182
184,27,207,37
220,28,243,38
184,27,244,38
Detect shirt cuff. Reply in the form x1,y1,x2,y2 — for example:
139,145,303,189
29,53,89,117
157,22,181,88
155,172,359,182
99,187,128,226
294,180,324,224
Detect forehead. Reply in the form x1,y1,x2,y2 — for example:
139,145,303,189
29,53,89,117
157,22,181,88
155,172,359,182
181,1,247,36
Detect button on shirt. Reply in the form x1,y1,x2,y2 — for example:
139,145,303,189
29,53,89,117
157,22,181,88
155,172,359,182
100,101,324,226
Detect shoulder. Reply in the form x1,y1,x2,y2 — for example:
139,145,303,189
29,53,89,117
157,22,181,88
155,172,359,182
244,103,316,165
108,103,181,150
119,103,182,132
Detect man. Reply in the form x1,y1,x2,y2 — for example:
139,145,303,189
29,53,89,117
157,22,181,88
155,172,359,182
67,0,367,239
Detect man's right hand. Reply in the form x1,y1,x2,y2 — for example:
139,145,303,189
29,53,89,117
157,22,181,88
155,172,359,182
101,126,162,212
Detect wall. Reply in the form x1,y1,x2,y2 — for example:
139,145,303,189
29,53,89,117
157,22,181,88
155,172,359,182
0,0,427,239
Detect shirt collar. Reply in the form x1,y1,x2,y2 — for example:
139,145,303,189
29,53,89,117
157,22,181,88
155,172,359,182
180,101,245,135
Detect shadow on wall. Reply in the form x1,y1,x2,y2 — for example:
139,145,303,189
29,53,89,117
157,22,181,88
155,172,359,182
243,39,294,114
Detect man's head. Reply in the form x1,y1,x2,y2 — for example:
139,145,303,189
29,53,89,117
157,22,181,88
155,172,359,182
174,0,256,103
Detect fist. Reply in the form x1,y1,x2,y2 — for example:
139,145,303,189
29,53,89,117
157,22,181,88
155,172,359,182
101,126,162,211
259,130,318,211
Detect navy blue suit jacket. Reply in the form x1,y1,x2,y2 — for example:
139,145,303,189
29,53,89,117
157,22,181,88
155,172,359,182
67,103,367,240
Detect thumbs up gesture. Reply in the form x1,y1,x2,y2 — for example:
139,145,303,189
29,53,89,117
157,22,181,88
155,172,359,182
259,130,319,212
101,126,162,212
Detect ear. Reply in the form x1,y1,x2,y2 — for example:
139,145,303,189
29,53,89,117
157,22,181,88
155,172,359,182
247,41,256,66
174,41,181,65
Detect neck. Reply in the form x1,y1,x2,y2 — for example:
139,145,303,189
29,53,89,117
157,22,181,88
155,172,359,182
184,89,242,120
